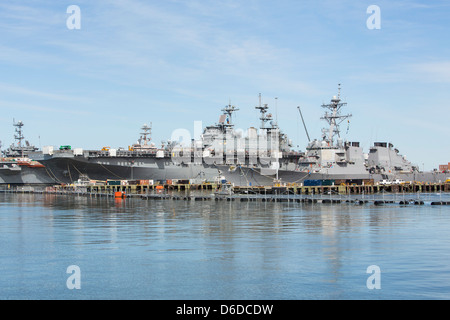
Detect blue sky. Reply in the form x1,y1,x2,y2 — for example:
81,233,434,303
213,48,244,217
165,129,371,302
0,0,449,170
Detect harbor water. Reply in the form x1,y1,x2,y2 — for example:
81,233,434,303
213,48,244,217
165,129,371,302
1,192,450,300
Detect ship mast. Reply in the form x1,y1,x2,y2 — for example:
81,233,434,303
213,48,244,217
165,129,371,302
255,93,275,131
14,120,25,148
13,120,25,157
320,84,351,146
221,102,239,131
140,123,152,146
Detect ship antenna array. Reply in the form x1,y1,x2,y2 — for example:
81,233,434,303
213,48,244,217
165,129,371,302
221,102,239,129
320,84,352,145
140,123,152,145
255,93,273,130
13,119,25,147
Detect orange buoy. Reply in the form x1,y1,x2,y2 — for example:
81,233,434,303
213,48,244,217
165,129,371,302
115,191,125,198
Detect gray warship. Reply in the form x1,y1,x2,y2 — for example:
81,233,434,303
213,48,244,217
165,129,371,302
2,87,447,186
274,88,446,184
217,86,446,185
0,121,56,185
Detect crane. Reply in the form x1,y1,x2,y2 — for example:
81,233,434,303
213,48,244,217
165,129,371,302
297,106,311,142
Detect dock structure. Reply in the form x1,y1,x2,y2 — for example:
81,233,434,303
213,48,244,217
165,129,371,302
232,182,450,195
1,181,449,197
1,181,450,206
83,181,219,195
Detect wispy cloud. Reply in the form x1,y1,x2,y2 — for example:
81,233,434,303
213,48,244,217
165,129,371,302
0,83,88,102
0,44,66,67
412,61,450,83
0,2,62,34
0,100,91,116
26,0,321,98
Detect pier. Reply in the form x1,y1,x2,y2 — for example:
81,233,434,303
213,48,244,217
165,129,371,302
1,181,449,206
47,180,449,196
232,181,450,195
1,181,449,195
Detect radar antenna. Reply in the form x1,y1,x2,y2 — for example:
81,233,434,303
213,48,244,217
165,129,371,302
255,93,273,130
13,119,25,148
320,84,352,146
140,123,152,145
221,102,239,130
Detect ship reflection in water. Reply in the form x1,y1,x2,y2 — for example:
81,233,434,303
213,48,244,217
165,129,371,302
1,192,450,299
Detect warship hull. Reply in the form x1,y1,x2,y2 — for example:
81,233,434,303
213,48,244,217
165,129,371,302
32,155,223,184
23,154,448,187
32,155,283,186
0,165,56,185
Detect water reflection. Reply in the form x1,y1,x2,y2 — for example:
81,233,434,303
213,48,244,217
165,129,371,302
1,192,449,299
3,193,445,246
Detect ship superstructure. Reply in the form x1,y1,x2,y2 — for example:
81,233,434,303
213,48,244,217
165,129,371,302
130,123,157,152
289,85,422,183
3,120,38,158
0,121,55,185
367,142,418,174
296,85,367,177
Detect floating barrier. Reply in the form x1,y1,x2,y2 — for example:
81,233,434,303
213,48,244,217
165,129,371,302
137,196,446,207
431,201,450,206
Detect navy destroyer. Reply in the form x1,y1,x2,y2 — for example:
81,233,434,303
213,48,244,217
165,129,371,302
216,86,445,185
3,87,447,186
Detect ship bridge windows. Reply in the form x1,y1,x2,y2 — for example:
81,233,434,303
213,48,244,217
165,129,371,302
345,141,361,148
374,142,387,148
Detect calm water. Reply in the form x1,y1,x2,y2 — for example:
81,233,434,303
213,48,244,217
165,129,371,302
1,192,450,300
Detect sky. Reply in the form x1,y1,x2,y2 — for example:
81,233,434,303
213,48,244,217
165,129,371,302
0,0,449,170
